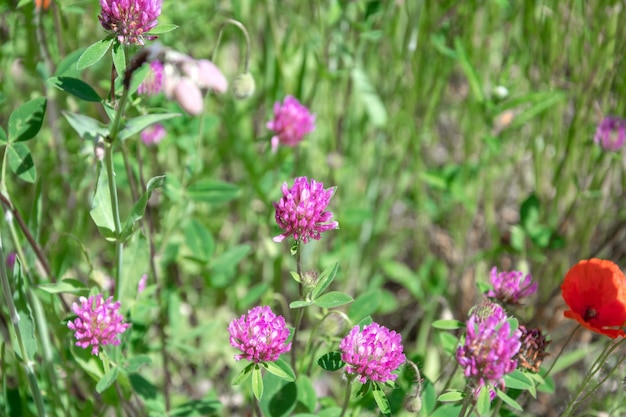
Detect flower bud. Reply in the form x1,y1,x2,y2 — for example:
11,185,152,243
174,78,204,115
232,72,255,99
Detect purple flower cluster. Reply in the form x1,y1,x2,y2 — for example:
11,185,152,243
487,267,537,305
339,323,406,384
273,177,338,244
138,60,164,96
267,96,315,153
594,116,626,151
456,308,521,397
67,295,130,355
140,123,166,146
99,0,162,45
228,306,291,363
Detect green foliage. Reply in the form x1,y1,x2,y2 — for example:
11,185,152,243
2,1,626,416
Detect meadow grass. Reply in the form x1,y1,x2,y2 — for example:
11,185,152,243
1,0,626,416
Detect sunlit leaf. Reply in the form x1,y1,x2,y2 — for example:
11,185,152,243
77,38,114,70
8,97,47,142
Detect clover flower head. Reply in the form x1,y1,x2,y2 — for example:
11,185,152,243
273,176,338,244
456,310,521,398
339,322,406,384
140,123,166,146
469,300,506,324
487,267,538,305
228,306,291,363
594,116,626,151
99,0,162,45
67,295,130,355
267,95,315,152
138,60,164,95
561,258,626,338
515,325,550,373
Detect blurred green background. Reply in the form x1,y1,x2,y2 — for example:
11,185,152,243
1,0,626,415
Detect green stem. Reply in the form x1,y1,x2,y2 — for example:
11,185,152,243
104,143,124,301
561,338,620,417
339,376,354,417
212,18,252,72
458,384,476,417
290,242,303,372
543,324,579,379
304,310,351,375
0,234,47,416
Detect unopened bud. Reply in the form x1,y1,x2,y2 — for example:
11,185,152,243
404,394,422,413
94,136,106,161
232,72,255,99
301,270,319,292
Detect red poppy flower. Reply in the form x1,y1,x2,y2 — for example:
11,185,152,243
561,259,626,338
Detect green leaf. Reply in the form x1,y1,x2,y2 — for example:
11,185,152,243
317,351,344,371
504,370,533,391
182,219,215,263
37,278,88,295
148,23,179,34
381,260,422,301
0,126,7,144
290,271,301,283
55,47,85,77
438,331,459,355
232,363,254,385
431,319,464,330
252,366,264,401
239,282,269,310
77,38,114,70
476,385,491,415
495,388,523,411
296,376,317,412
348,290,380,323
313,291,353,308
118,113,180,141
351,67,387,127
372,383,391,416
187,179,241,204
169,399,222,416
437,390,464,402
548,346,589,374
453,38,484,103
311,262,339,299
124,355,152,373
112,42,126,76
262,359,295,382
289,300,313,309
48,77,101,102
520,194,541,235
96,367,119,393
7,143,36,183
536,374,555,394
508,91,567,130
90,164,117,241
8,97,47,142
210,245,251,273
121,175,166,240
62,111,109,140
12,261,38,360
